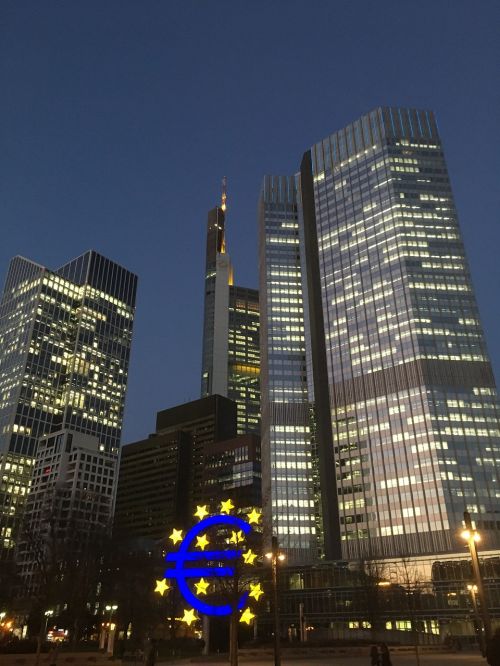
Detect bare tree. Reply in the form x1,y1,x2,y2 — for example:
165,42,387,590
353,558,390,641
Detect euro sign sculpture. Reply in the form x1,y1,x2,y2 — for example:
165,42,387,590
165,514,251,616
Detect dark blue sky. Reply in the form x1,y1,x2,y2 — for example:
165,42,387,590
2,1,499,443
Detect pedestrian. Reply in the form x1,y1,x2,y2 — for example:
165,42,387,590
144,639,156,666
370,644,380,666
48,643,60,666
486,628,500,666
379,642,392,666
117,639,126,660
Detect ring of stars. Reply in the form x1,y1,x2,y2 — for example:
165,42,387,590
243,549,257,565
240,607,255,625
249,582,264,601
169,528,183,545
247,508,261,525
194,505,209,521
196,533,209,550
154,578,170,596
181,608,198,626
220,498,234,514
194,578,210,596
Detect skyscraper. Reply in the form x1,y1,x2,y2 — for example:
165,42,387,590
201,186,260,435
0,251,137,558
258,176,324,562
260,107,500,562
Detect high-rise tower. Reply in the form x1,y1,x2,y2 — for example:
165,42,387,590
0,251,137,558
201,184,260,435
260,107,500,562
258,175,325,562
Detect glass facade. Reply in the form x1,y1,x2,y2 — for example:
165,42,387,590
258,175,318,562
299,107,500,559
228,286,260,434
201,203,261,435
0,251,137,557
273,552,500,643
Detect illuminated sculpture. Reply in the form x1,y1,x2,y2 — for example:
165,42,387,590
154,502,263,627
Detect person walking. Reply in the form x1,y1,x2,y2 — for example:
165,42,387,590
379,642,392,666
486,628,500,666
144,639,157,666
48,643,60,666
370,644,380,666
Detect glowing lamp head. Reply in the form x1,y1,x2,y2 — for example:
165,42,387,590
473,532,481,542
278,553,286,561
461,529,471,541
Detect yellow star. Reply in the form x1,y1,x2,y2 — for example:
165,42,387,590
242,549,257,565
181,608,198,626
220,498,234,514
247,508,261,525
194,578,209,596
194,505,209,521
169,528,183,545
229,530,244,544
249,582,264,601
239,607,255,625
154,578,170,596
196,533,209,550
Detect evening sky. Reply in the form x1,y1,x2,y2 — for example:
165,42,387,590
1,1,499,443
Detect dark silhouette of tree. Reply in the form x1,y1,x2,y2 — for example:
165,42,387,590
99,535,167,650
17,486,111,650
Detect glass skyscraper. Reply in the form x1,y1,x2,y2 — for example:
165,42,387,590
201,194,260,435
0,250,137,558
260,107,500,562
258,176,327,562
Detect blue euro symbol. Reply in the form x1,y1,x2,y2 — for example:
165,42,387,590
165,514,252,616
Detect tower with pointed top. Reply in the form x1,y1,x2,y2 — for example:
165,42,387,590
201,181,260,435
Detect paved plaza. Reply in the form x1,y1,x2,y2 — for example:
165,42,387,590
0,652,486,666
178,654,485,666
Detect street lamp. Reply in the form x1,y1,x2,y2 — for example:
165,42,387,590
104,605,118,655
466,583,484,653
265,536,285,666
461,511,491,652
43,610,54,639
105,604,118,621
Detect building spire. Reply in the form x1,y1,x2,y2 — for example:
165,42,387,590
221,176,227,212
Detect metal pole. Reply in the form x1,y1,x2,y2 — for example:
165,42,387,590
271,536,281,666
468,586,484,654
463,511,492,648
202,615,210,656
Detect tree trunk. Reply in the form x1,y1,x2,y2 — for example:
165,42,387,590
229,612,238,666
34,617,45,666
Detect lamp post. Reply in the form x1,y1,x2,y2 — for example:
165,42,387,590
467,583,484,653
105,604,118,622
43,610,54,639
265,536,285,666
35,610,54,666
104,605,118,655
461,511,491,652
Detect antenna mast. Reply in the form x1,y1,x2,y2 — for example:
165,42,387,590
221,176,227,212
